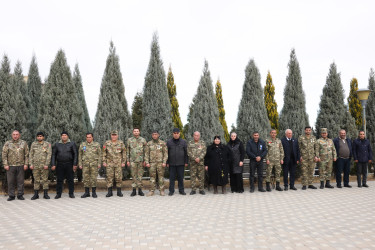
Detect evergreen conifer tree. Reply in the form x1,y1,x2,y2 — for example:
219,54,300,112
215,79,230,142
264,71,279,133
37,49,85,144
73,64,92,132
27,55,42,136
366,68,375,151
187,61,224,143
167,67,184,138
141,33,173,140
93,42,132,144
315,63,357,139
278,49,309,138
236,59,271,144
131,91,143,130
347,78,363,129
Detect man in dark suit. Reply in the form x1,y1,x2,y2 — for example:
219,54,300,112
281,129,300,191
333,129,353,188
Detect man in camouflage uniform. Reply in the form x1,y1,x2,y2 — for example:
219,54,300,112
127,128,147,196
145,130,168,196
188,131,207,195
79,133,101,198
2,130,29,201
29,132,52,200
265,129,284,192
102,130,126,197
298,126,318,190
315,128,337,189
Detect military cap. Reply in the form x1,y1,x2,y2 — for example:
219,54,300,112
111,130,118,135
320,128,328,133
61,131,69,136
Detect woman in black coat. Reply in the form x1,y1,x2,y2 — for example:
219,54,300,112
204,135,233,194
227,132,245,193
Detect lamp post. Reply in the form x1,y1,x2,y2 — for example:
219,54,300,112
357,88,372,136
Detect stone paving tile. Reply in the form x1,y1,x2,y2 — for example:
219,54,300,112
0,181,374,249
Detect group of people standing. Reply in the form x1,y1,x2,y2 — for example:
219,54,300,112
2,126,373,201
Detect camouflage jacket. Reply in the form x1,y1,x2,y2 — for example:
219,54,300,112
2,139,29,166
127,137,147,162
187,140,206,164
144,139,168,164
298,135,317,161
29,141,52,166
314,138,337,161
79,141,102,166
102,140,126,165
265,137,284,162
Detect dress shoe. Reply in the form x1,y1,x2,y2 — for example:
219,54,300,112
290,186,297,191
179,191,186,195
55,194,61,199
7,196,15,201
363,184,369,188
17,195,25,200
308,185,317,189
284,186,288,191
344,184,352,188
302,186,306,190
258,188,266,192
168,192,174,196
250,188,254,193
337,184,342,188
69,194,75,198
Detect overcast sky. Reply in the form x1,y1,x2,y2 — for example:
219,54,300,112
1,1,374,130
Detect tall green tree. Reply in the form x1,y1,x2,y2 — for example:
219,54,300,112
27,55,42,136
131,91,143,130
73,64,92,132
278,49,309,139
167,67,184,139
37,49,85,144
366,68,375,151
315,63,357,139
187,61,224,143
347,78,363,129
264,71,279,133
215,79,230,142
237,59,271,144
93,42,132,144
141,33,173,140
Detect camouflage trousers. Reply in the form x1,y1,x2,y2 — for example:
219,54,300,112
106,164,123,188
32,164,49,190
130,162,144,188
82,162,99,188
190,162,205,191
301,159,315,186
149,163,165,192
318,159,333,181
265,161,281,182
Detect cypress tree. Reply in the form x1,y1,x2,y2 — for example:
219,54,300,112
187,60,224,143
236,59,271,143
315,63,357,139
278,49,309,139
141,33,173,140
366,68,375,151
264,71,279,133
93,42,132,144
27,55,42,136
215,79,230,142
131,91,143,130
37,49,85,144
167,67,184,138
347,78,363,129
73,64,92,132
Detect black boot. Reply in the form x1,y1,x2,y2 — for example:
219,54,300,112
320,181,324,189
276,182,283,191
266,182,271,192
308,185,317,189
81,187,90,198
130,188,137,196
325,180,334,188
31,190,39,200
92,187,97,198
117,188,123,197
43,190,50,199
138,188,144,196
106,187,113,197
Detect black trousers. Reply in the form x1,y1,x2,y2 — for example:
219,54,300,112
56,162,74,195
169,165,184,193
230,173,244,192
7,166,24,197
336,158,351,186
357,162,368,185
250,160,263,190
283,161,296,187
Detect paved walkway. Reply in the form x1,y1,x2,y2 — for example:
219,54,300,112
0,181,374,249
